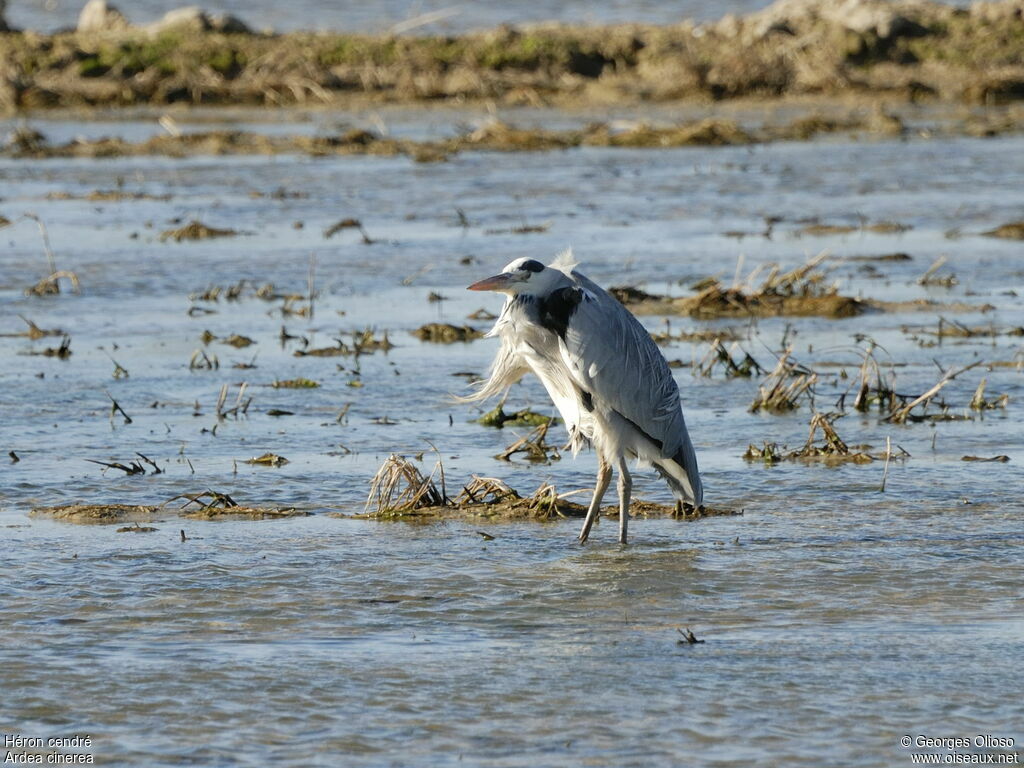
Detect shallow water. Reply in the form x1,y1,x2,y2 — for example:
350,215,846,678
2,114,1023,765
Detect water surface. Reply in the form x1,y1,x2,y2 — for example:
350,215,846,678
2,117,1023,765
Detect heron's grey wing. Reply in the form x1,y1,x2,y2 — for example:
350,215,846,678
557,276,699,484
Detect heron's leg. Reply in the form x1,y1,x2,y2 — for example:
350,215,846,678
617,459,632,545
578,457,611,544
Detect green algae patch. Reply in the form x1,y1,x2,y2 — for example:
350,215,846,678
476,405,557,428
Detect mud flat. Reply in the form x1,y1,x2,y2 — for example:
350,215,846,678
3,0,1024,113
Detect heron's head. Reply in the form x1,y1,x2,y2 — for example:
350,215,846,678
467,258,564,297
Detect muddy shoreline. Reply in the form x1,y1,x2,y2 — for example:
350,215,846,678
2,0,1024,113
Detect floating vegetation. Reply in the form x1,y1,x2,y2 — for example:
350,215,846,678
885,360,984,424
483,222,551,235
981,221,1024,240
917,256,958,288
245,453,289,466
477,404,556,428
10,315,64,339
650,323,742,345
170,490,305,519
189,348,219,370
297,328,395,357
159,220,239,242
413,323,483,343
620,254,864,319
30,503,161,524
363,455,738,521
221,334,255,348
86,452,163,475
749,350,818,413
25,271,81,297
844,252,913,262
800,223,857,236
117,523,158,533
365,454,449,515
694,339,765,378
902,317,1024,346
26,335,72,359
271,378,319,389
744,412,886,465
323,217,373,243
495,421,561,463
677,628,705,645
969,378,1009,411
845,343,897,413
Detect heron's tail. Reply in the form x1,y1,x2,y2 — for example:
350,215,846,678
652,439,703,506
452,340,529,404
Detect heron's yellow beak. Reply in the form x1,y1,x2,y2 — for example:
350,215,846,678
467,273,517,291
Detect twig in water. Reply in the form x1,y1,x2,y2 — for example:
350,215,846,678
885,360,984,423
880,436,892,492
676,628,705,645
105,390,133,424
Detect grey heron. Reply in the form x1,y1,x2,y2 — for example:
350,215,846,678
464,250,702,544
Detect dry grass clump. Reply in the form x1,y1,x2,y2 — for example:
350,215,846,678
365,454,449,516
362,455,739,521
750,349,818,412
744,412,879,465
293,329,393,358
694,339,765,378
495,421,562,463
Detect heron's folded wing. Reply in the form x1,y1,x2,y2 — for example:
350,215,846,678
557,280,687,458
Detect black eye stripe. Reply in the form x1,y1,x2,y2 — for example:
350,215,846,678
520,259,545,273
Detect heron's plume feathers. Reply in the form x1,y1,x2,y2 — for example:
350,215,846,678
452,339,529,404
551,248,578,277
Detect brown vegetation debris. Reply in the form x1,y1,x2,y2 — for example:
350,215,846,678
750,349,818,412
622,253,865,319
362,454,737,521
30,503,161,524
159,220,239,242
744,412,880,465
170,490,305,518
221,333,255,348
25,271,81,297
495,421,562,463
981,221,1024,240
244,452,289,466
413,323,483,343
